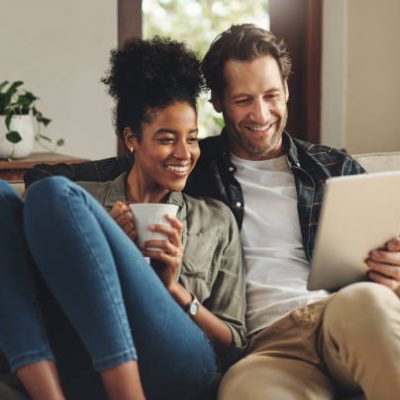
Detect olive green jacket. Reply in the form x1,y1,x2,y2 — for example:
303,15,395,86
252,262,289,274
79,173,247,368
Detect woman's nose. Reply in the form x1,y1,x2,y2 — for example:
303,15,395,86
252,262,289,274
173,141,190,159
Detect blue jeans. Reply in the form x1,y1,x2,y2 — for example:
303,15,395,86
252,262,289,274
0,177,219,399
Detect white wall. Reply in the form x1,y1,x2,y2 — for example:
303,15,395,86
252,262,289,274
321,0,400,153
0,0,117,159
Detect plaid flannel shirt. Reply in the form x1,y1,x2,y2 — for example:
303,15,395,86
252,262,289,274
24,131,365,263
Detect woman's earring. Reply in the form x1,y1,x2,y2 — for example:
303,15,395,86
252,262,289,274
130,147,134,153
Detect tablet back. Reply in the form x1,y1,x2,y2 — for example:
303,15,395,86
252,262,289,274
308,171,400,291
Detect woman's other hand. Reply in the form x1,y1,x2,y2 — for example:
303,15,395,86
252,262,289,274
109,201,137,242
141,214,183,291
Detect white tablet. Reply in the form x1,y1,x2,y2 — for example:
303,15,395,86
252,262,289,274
307,171,400,291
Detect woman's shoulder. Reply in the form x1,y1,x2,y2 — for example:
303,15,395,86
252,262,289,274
77,173,127,209
77,180,111,201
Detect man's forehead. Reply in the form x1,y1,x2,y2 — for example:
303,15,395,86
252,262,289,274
222,56,285,93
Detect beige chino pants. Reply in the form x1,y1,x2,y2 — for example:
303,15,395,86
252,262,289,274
218,282,400,400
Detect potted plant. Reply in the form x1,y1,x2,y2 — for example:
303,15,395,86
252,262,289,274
0,80,64,159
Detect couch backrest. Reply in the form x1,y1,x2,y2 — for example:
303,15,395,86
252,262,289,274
353,151,400,173
9,151,400,195
11,182,25,196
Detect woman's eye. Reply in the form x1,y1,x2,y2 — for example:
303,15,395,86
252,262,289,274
158,138,175,144
187,137,198,144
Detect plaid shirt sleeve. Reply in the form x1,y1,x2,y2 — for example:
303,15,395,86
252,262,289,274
24,156,132,187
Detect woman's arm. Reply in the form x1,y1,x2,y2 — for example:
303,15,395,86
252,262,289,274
168,282,233,354
141,215,234,355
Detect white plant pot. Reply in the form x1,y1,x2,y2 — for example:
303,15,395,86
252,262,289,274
0,114,35,159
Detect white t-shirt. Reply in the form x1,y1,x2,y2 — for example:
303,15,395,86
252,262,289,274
230,153,328,335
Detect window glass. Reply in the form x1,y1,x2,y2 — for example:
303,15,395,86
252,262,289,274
143,0,270,137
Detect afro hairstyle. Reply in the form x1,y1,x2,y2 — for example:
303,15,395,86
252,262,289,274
102,36,204,139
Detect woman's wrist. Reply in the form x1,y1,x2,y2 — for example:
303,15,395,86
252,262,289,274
168,282,192,310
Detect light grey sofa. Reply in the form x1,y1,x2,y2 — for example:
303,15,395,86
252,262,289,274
2,150,400,400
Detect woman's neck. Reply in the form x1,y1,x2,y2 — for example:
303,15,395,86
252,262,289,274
125,168,169,204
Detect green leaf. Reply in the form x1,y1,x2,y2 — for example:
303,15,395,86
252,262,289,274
6,131,22,143
56,138,65,146
39,117,51,126
17,91,37,110
5,113,12,130
6,81,23,97
0,81,9,93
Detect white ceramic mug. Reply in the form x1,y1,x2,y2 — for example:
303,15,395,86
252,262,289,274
129,203,179,250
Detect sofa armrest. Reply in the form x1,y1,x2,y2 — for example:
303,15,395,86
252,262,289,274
353,151,400,173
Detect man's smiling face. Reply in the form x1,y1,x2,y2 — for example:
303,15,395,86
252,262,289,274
215,55,289,160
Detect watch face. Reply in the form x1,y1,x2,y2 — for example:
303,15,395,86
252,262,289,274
189,299,200,316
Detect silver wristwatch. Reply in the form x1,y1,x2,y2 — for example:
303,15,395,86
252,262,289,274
187,292,200,318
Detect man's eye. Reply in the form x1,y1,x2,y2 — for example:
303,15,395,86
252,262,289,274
235,99,250,104
266,93,281,100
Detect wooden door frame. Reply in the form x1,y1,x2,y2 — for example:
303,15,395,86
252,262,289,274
117,0,142,156
269,0,322,143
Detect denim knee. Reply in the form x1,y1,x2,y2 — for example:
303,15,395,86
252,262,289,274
0,179,22,203
25,176,74,209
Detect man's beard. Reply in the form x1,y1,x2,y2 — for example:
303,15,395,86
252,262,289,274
226,110,288,160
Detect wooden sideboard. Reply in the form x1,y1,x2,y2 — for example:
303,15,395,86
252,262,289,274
0,152,85,182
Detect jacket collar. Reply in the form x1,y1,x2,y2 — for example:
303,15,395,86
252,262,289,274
282,131,301,168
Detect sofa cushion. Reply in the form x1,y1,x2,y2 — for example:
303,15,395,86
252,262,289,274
10,182,25,196
353,151,400,173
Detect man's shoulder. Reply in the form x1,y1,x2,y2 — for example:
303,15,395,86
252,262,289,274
294,137,351,161
292,137,363,176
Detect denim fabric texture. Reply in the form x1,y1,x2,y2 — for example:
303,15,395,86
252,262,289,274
0,178,219,400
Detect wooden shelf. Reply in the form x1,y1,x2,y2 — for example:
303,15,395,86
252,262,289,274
0,152,85,182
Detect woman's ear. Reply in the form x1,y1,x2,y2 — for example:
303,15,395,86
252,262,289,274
123,127,137,153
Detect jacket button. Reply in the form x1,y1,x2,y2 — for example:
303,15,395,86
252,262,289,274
235,201,242,207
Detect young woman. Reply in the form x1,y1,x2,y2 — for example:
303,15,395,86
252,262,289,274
0,38,246,400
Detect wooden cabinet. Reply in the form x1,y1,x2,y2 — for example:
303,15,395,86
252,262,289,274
0,152,85,182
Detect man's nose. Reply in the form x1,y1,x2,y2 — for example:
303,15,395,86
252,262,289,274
251,99,270,124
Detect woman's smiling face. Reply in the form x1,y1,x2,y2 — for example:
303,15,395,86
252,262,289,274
126,101,200,195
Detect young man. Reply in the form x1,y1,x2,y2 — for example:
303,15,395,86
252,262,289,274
186,24,400,399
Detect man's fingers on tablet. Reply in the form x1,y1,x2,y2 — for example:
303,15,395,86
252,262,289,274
368,270,399,290
369,249,400,266
367,259,400,281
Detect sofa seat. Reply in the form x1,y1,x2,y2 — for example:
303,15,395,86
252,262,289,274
3,150,400,400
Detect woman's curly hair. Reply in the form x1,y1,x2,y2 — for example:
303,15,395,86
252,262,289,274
102,37,204,140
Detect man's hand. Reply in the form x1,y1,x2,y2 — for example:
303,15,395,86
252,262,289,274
109,201,137,242
366,236,400,296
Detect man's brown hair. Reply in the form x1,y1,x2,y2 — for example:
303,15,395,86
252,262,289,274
201,23,292,100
